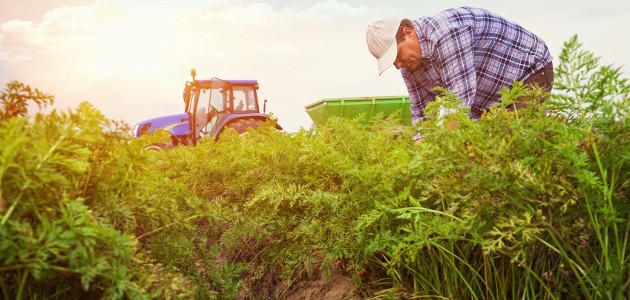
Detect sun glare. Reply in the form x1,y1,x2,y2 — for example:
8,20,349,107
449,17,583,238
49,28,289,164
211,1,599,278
82,17,171,78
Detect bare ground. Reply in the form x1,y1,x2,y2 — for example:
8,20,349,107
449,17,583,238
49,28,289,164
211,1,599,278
283,268,360,300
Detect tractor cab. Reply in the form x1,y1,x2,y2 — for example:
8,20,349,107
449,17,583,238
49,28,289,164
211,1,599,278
185,79,256,127
184,75,273,144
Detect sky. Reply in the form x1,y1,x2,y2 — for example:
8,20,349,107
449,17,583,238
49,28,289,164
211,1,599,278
1,0,629,132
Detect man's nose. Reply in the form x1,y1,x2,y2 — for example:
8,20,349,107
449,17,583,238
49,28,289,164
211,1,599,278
394,60,402,70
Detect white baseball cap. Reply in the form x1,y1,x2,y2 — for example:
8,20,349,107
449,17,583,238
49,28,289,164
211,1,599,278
366,18,402,75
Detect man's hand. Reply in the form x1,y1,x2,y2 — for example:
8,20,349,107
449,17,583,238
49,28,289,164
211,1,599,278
412,132,423,144
446,118,458,130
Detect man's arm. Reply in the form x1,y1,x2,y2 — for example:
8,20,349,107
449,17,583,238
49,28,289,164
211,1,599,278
402,71,434,140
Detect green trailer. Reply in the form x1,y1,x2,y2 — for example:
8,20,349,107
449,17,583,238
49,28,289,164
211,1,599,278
305,95,411,126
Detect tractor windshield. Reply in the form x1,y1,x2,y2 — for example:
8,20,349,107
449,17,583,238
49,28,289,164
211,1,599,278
198,86,227,135
201,87,226,112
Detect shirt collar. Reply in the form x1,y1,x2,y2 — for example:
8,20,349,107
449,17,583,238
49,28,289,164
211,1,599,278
412,19,432,62
399,19,432,77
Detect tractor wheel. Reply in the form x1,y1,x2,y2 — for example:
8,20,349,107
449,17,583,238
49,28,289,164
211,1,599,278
224,118,265,135
143,143,172,151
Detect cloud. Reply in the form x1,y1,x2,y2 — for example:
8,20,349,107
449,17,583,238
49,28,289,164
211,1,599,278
0,0,398,131
258,42,299,55
0,3,117,66
8,0,626,133
307,0,368,16
212,3,275,25
0,0,375,67
40,4,102,33
0,20,42,61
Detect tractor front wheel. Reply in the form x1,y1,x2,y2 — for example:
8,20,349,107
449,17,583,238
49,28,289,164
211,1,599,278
143,143,172,151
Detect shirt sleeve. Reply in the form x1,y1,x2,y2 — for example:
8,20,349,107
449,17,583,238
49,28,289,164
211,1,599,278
433,25,477,109
402,71,435,141
402,71,434,125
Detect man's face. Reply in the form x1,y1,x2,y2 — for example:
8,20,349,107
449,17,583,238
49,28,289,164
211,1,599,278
394,27,422,73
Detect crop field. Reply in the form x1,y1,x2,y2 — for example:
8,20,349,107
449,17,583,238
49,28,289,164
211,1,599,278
1,36,628,299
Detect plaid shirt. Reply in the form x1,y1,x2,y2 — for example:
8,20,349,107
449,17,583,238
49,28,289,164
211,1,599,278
402,7,552,124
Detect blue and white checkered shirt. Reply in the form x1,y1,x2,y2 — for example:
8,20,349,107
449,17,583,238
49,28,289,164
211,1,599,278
402,7,552,124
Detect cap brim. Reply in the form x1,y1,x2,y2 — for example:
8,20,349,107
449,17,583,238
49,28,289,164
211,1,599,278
377,37,398,75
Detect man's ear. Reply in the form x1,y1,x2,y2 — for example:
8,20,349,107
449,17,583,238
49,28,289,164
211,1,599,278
402,27,415,40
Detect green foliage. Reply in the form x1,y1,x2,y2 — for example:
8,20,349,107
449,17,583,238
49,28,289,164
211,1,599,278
0,103,195,299
0,81,54,120
1,35,628,300
550,35,629,124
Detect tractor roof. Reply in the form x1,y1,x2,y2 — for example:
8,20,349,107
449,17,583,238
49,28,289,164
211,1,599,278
194,79,258,88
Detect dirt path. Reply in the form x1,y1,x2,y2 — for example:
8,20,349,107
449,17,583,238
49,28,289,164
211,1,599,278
283,269,360,300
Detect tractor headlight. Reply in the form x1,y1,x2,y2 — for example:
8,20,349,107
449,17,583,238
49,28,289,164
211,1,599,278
133,123,152,137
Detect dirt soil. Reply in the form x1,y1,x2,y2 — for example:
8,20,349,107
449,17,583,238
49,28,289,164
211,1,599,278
283,268,360,300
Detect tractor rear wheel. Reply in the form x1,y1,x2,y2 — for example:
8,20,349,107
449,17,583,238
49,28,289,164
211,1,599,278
224,118,265,135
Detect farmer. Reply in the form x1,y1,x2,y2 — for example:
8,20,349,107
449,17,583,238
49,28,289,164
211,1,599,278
366,7,553,139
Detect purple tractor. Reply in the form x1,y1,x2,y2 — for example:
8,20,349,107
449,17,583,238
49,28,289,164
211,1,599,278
132,69,282,149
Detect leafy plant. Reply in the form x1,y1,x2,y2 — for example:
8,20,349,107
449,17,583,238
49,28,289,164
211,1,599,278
0,81,54,120
0,102,195,299
1,34,628,300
